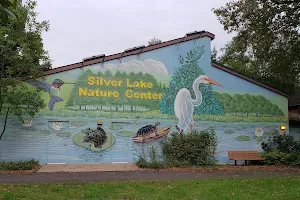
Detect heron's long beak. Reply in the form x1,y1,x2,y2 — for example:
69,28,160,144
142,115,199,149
205,77,223,87
64,82,75,84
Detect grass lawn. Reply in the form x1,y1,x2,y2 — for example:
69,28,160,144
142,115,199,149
1,177,300,200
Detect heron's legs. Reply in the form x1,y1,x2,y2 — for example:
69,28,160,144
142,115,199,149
189,124,193,134
176,126,183,134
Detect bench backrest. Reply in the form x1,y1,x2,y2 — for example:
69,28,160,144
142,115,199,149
228,151,263,160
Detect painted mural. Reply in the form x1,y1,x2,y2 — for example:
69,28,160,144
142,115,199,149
0,38,289,164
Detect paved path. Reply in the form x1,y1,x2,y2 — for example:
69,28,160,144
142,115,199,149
1,170,300,184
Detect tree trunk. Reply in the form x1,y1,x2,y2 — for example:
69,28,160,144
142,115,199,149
0,108,10,140
0,89,2,114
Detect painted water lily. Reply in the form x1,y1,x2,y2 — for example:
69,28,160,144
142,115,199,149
255,128,264,137
255,128,264,144
22,120,33,128
52,122,63,131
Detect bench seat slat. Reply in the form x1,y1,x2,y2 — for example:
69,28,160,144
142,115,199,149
228,151,263,161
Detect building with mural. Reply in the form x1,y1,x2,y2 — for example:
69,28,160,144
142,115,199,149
0,31,289,164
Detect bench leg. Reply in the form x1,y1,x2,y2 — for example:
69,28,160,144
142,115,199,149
245,160,247,165
235,160,237,165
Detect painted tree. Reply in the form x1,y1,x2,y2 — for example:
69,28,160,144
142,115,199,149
160,46,225,115
214,92,285,116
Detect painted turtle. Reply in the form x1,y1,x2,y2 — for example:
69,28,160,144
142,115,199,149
136,122,160,136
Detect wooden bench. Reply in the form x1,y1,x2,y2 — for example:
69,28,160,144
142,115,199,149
228,151,263,165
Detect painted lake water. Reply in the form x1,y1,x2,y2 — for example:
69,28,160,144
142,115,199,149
0,116,292,164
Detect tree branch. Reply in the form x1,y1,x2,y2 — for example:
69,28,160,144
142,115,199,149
271,0,300,4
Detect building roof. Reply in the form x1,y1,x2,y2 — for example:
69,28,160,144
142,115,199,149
41,30,287,98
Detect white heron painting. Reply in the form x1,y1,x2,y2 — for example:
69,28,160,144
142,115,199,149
174,75,222,134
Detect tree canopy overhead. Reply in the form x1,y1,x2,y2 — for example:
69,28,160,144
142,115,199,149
0,0,51,140
0,0,18,24
148,37,162,46
213,0,300,95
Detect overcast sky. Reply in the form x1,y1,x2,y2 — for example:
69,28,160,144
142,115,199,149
36,0,234,68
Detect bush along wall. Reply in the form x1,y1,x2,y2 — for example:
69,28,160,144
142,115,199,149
136,128,218,168
261,133,300,166
161,128,218,167
0,159,39,171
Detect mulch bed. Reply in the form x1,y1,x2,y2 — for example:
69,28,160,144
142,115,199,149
0,165,41,175
1,165,299,174
143,165,300,172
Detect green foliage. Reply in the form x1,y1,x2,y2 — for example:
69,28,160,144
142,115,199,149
261,152,293,166
213,0,300,95
0,0,50,140
148,37,162,46
215,92,285,116
0,0,18,24
262,133,300,154
261,133,300,166
161,129,218,166
136,145,164,169
0,159,39,170
211,46,219,63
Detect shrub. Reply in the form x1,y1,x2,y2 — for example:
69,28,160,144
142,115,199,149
261,133,300,166
161,129,218,167
261,133,300,154
0,159,39,171
261,152,292,166
136,145,164,169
